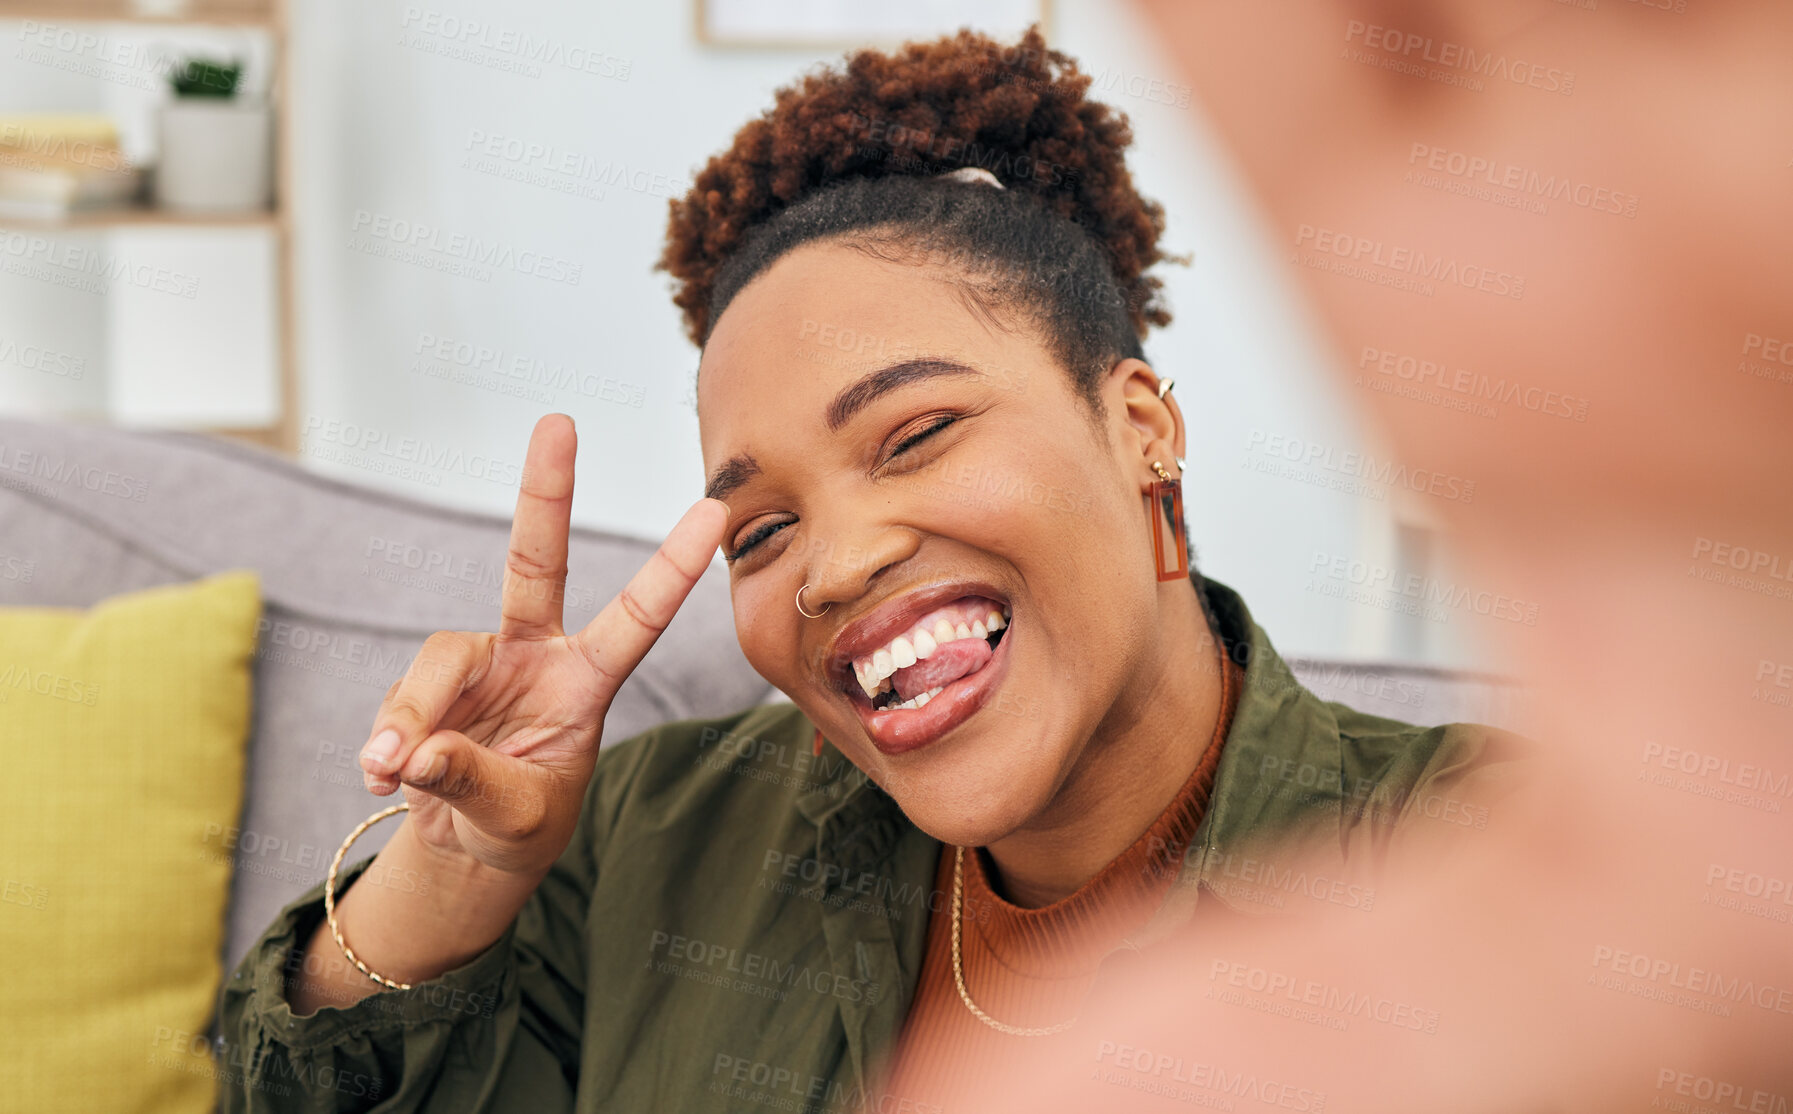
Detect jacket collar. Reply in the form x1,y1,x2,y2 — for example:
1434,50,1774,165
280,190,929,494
1130,577,1350,944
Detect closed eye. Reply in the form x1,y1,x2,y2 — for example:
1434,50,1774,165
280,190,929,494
888,415,955,460
725,519,791,562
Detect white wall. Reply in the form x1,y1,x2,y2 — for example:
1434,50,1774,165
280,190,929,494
1,2,1501,670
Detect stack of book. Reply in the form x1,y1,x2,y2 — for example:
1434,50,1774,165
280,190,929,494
0,115,143,221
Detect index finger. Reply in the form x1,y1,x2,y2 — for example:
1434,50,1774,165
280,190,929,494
500,413,577,639
573,497,728,691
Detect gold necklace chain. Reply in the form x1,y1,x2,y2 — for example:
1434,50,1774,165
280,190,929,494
950,845,1078,1037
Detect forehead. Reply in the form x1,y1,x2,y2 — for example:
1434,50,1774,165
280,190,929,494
695,241,1021,456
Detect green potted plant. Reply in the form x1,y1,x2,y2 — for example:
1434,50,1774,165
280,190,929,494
154,55,271,212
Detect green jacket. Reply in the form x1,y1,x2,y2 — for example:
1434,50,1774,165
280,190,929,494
217,579,1531,1111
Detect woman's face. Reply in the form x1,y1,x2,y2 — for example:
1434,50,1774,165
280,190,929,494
697,240,1182,847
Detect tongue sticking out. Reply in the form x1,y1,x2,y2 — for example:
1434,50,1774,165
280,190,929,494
891,637,992,701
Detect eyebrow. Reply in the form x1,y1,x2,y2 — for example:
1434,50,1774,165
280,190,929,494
826,357,981,433
704,453,762,503
703,356,982,504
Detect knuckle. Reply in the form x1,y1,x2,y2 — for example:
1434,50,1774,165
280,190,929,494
575,632,625,687
436,755,479,801
615,585,664,633
404,742,458,794
419,629,470,662
415,631,480,689
654,536,705,583
386,694,429,728
506,544,567,583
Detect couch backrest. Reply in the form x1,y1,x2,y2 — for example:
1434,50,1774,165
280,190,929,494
1285,656,1531,734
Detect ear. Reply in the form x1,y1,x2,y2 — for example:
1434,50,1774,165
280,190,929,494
1106,357,1186,483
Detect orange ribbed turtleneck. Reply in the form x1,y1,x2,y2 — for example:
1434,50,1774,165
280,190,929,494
878,651,1241,1108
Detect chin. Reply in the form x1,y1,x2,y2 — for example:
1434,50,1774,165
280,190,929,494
865,729,1067,850
884,782,1044,851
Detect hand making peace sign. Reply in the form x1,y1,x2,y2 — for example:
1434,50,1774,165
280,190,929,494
356,413,728,876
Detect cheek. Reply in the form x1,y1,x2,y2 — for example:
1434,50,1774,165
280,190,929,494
730,578,796,681
906,425,1120,551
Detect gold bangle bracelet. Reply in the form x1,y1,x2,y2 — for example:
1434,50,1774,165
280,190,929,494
323,801,412,991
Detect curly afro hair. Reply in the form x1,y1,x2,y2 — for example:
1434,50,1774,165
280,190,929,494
657,24,1179,409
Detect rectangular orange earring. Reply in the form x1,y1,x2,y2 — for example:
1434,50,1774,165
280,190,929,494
1149,464,1188,583
813,727,825,757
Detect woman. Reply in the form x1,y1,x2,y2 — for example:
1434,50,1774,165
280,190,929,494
221,26,1522,1112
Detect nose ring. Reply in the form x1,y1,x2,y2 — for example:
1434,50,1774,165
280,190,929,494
796,584,830,619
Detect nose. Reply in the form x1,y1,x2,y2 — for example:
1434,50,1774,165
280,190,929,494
798,514,920,614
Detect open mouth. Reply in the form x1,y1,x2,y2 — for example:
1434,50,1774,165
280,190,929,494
843,595,1011,711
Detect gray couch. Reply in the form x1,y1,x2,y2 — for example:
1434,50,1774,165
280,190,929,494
0,416,1527,976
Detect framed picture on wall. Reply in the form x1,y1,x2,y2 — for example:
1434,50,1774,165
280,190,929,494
696,0,1052,49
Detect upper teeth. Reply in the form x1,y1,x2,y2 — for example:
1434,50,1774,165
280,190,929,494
852,603,1009,699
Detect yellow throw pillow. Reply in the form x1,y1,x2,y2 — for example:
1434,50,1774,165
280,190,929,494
0,571,261,1114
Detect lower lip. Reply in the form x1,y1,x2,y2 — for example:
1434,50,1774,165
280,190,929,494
848,622,1015,756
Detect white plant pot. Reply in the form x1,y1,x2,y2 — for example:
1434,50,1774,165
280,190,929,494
155,99,272,213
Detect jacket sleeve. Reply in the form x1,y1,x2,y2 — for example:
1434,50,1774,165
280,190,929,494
214,730,657,1112
1375,720,1542,881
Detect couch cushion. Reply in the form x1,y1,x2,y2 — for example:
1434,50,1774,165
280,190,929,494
0,418,771,971
0,570,261,1114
